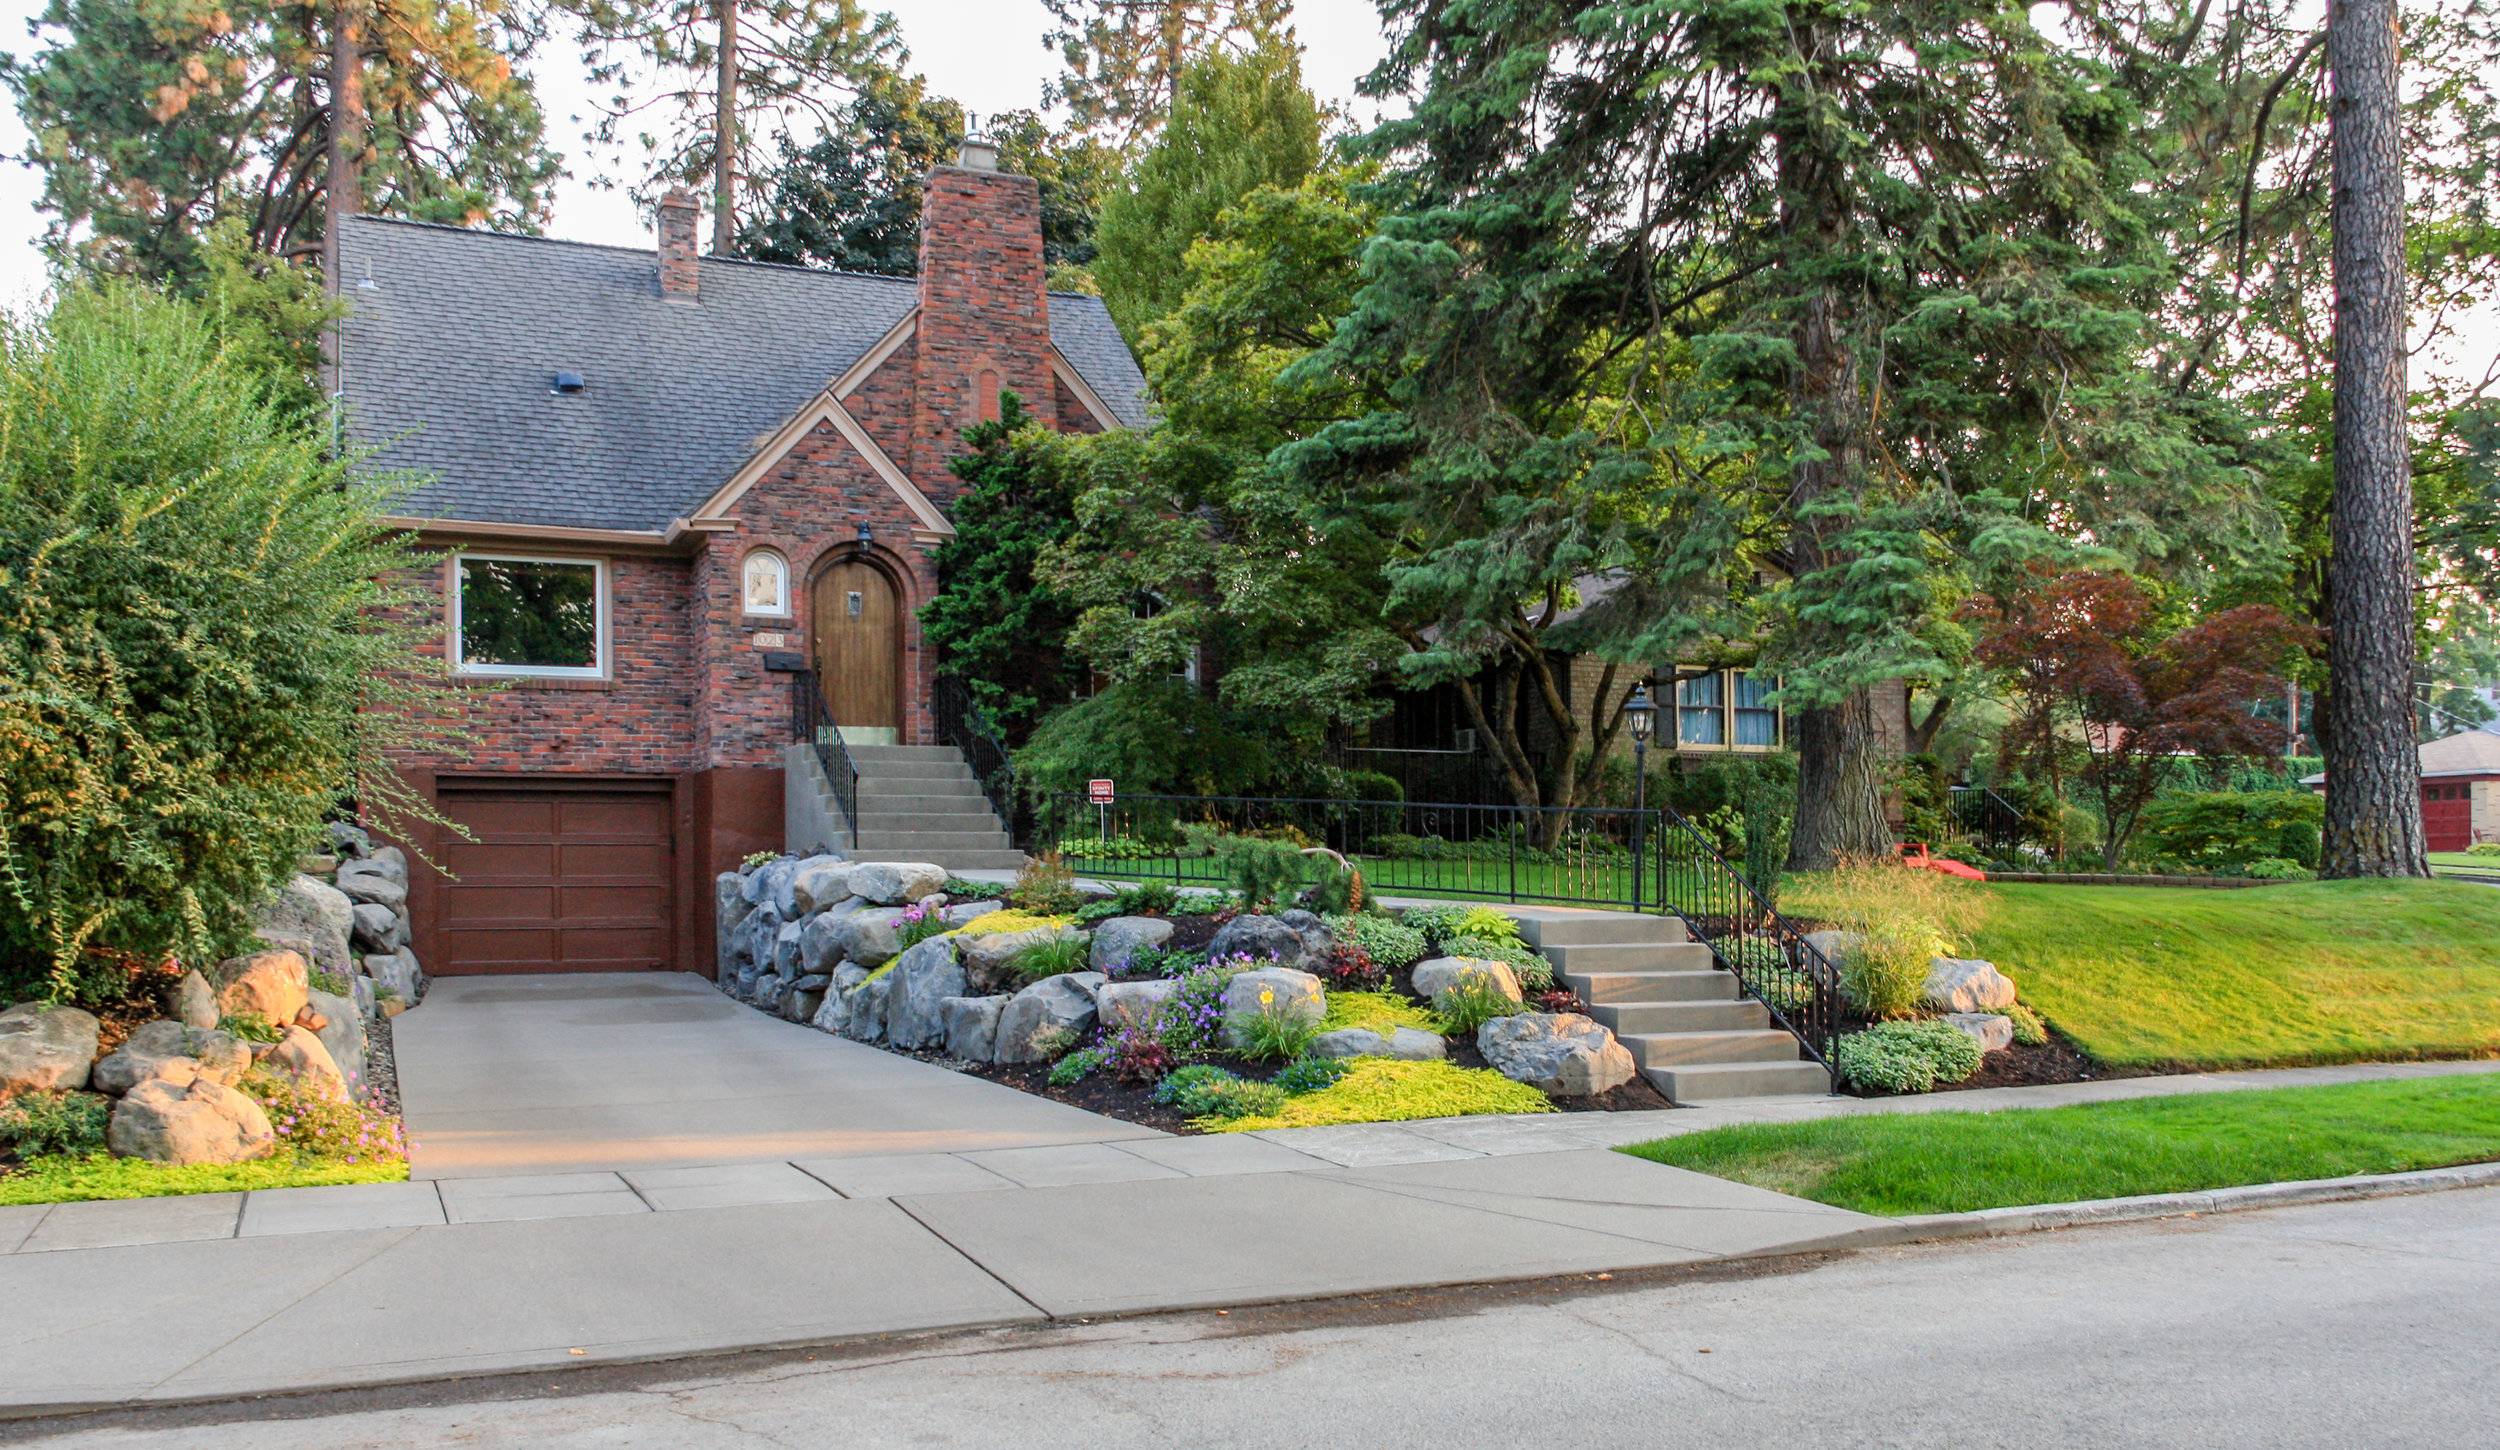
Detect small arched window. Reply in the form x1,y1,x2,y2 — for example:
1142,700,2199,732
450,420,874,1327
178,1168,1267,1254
742,549,789,616
977,368,1001,424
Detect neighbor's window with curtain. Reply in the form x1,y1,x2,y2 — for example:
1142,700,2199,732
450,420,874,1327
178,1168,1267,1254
1677,672,1724,745
1731,671,1779,747
454,555,603,676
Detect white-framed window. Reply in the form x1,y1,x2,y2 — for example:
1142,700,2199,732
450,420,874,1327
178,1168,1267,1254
1677,672,1725,745
1672,668,1783,750
1732,670,1779,747
741,549,790,616
450,553,606,677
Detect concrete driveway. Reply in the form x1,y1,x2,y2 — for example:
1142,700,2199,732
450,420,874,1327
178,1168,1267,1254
393,972,1162,1178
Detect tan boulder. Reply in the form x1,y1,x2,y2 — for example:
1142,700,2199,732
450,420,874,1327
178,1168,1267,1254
214,949,310,1026
106,1075,276,1164
261,1024,347,1098
0,1001,101,1100
90,1020,251,1095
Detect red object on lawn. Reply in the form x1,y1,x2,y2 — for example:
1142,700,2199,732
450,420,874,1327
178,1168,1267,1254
1899,842,1987,881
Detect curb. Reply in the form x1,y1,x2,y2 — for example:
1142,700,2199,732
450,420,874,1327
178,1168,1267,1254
1771,1160,2500,1254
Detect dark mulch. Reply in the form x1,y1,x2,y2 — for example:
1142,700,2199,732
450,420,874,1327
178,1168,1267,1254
1935,1031,2159,1093
1163,913,1225,951
958,1057,1213,1134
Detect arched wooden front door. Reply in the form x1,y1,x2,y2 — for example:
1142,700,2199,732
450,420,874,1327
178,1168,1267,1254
812,557,901,743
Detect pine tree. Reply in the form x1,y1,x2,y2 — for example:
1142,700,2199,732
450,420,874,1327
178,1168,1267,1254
1039,0,1289,150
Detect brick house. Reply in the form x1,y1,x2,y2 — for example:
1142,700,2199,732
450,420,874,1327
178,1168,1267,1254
339,140,1147,977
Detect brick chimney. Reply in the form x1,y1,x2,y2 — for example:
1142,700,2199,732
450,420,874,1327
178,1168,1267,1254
657,188,701,301
910,137,1053,494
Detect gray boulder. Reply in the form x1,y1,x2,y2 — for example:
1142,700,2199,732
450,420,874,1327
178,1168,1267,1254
743,856,801,910
324,821,374,859
331,869,407,912
363,948,422,1005
1803,930,1863,967
728,909,784,998
827,908,909,969
173,970,219,1030
309,988,366,1089
1410,956,1524,1011
93,1021,250,1095
0,1002,102,1098
1945,1011,2016,1054
958,924,1087,994
1924,957,2018,1013
1090,916,1175,975
1206,913,1309,966
253,874,355,980
995,973,1105,1063
1277,909,1336,963
848,861,949,908
213,948,311,1025
799,908,862,976
107,1074,275,1164
1220,968,1325,1050
941,995,1010,1061
808,965,869,1034
773,920,806,978
355,848,409,886
755,978,791,1016
839,973,893,1044
1097,977,1179,1034
944,900,1004,926
351,902,403,953
715,873,754,964
1476,1013,1635,1096
886,936,968,1050
785,985,827,1023
774,854,845,916
788,858,857,915
1311,1026,1446,1061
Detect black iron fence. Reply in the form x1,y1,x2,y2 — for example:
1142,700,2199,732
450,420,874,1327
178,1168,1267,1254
1039,791,1843,1077
789,670,859,850
933,674,1018,836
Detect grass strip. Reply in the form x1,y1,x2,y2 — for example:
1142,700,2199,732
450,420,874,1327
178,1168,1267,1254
1618,1074,2500,1216
0,1153,408,1205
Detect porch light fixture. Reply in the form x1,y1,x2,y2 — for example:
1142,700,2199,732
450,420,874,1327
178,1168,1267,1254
856,521,873,547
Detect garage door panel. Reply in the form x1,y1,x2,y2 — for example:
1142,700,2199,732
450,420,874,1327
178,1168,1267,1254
435,785,674,975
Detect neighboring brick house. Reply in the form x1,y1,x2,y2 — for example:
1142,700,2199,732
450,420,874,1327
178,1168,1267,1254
339,141,1147,978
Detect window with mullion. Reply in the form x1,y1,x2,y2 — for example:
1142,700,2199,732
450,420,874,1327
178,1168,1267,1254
1732,670,1778,747
1677,672,1725,745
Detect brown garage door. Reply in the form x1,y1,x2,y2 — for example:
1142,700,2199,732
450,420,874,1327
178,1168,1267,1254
435,786,674,974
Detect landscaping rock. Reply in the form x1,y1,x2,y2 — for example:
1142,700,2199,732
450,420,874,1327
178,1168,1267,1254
838,973,892,1044
1310,1026,1446,1061
214,948,311,1026
728,909,784,998
358,848,409,886
1924,957,2018,1013
847,861,949,908
773,920,806,979
1097,977,1180,1033
944,900,1003,925
1476,1012,1635,1096
808,966,869,1034
785,986,826,1023
1277,909,1335,962
1945,1011,2016,1054
1411,956,1524,1010
363,949,422,1005
743,856,802,910
826,908,909,969
958,924,1086,995
1206,913,1309,966
798,908,856,977
994,974,1104,1063
0,1002,101,1099
886,936,968,1050
1090,916,1175,975
253,874,356,980
107,1074,275,1164
308,988,365,1089
173,970,219,1030
755,977,791,1015
715,873,754,961
92,1021,251,1095
263,1024,348,1098
788,858,856,915
1220,968,1325,1050
941,995,1010,1061
351,902,403,953
332,868,408,912
324,821,374,859
1802,930,1863,967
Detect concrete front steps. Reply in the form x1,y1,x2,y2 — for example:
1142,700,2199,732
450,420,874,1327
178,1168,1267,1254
792,742,1025,871
1512,910,1832,1102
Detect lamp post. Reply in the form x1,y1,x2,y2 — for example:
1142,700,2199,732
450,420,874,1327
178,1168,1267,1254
1625,685,1657,913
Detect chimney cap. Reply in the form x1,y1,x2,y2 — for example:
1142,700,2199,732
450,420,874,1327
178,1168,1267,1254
659,187,700,209
957,137,1000,172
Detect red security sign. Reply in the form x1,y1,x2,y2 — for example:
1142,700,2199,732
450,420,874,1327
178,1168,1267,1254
1088,779,1115,804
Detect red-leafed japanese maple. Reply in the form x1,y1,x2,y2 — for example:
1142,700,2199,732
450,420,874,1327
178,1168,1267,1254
1964,571,2317,867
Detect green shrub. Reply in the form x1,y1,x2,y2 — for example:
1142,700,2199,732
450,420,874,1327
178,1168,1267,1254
742,851,781,870
1007,933,1091,983
1016,679,1276,807
1834,1019,1985,1094
1014,852,1083,915
2142,791,2324,871
1159,958,1251,1055
217,1011,283,1044
1326,912,1427,972
1120,944,1205,979
1058,834,1167,860
1303,858,1363,915
1452,906,1522,944
1189,1076,1291,1121
1235,1000,1321,1062
943,877,1011,900
0,1089,109,1157
1444,935,1555,993
1175,890,1235,915
2240,857,2315,881
1399,904,1472,945
1073,898,1126,925
1436,978,1529,1033
2470,842,2500,859
2000,1002,2049,1046
1218,836,1308,911
1115,881,1180,915
1271,1055,1351,1094
1047,1047,1107,1086
242,1069,402,1160
0,284,461,1005
307,968,350,997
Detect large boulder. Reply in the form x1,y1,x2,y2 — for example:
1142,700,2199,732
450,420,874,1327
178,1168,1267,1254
742,856,801,911
773,920,806,979
1206,914,1309,967
91,1021,250,1095
825,908,909,969
106,1074,275,1164
350,848,409,887
788,858,856,915
798,907,863,977
252,874,355,981
172,969,219,1030
1090,917,1175,976
0,1002,101,1099
770,854,844,917
1410,956,1524,1011
1276,909,1336,963
944,900,1004,926
350,902,404,954
324,821,374,860
784,974,831,1024
1476,1013,1635,1096
1802,930,1863,968
958,924,1087,995
1945,1011,2016,1054
886,936,968,1050
715,873,755,965
940,995,1010,1061
1924,958,2018,1013
809,964,872,1034
847,862,949,908
263,1025,348,1098
362,949,422,1006
1311,1026,1446,1061
331,867,408,912
995,973,1105,1063
727,909,784,999
1096,977,1180,1034
839,972,893,1044
307,988,366,1090
213,949,311,1026
1220,968,1325,1050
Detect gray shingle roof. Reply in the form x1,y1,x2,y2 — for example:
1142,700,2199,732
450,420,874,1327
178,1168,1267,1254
337,216,1150,532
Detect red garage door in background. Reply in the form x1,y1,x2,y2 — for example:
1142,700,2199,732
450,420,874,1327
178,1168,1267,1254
2423,781,2472,854
432,784,676,975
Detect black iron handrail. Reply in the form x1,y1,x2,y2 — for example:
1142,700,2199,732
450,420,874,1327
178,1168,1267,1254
933,673,1018,841
1039,789,1845,1082
790,669,860,850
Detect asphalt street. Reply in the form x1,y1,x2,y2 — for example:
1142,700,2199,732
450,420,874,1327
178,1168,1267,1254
13,1183,2496,1449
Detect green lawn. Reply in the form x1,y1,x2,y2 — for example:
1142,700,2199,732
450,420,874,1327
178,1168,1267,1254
1621,1073,2500,1215
2431,852,2500,879
1068,852,1667,909
1846,877,2500,1069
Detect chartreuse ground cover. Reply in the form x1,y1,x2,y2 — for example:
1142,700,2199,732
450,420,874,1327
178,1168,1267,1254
1620,1074,2500,1215
1205,1057,1553,1132
0,1154,406,1206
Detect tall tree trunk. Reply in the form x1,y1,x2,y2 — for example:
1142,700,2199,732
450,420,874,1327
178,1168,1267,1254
320,0,362,385
2320,0,2429,878
1789,687,1893,869
713,0,738,254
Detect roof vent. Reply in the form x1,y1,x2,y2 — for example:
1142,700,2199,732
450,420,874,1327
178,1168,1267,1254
958,134,999,171
551,371,587,395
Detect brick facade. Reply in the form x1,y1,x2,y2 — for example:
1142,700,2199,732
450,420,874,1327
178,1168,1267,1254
909,164,1055,493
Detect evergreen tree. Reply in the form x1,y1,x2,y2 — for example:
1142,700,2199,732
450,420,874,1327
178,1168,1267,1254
1040,0,1289,150
919,393,1083,739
